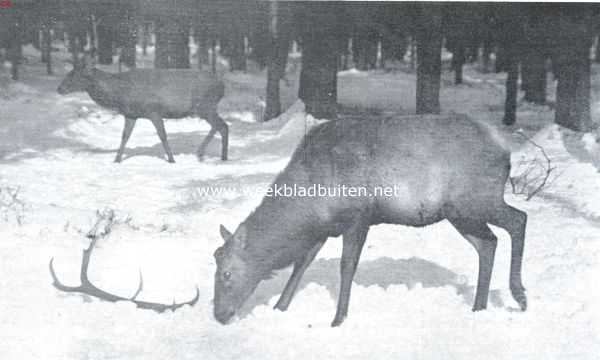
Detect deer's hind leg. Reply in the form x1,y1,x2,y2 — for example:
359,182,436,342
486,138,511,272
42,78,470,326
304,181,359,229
448,218,498,311
150,115,175,163
197,110,228,161
489,203,527,311
115,117,137,163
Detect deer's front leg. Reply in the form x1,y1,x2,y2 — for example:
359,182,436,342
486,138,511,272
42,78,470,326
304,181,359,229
332,221,369,327
115,117,137,163
274,239,325,312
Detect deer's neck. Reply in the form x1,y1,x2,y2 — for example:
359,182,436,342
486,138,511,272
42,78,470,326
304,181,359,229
242,167,326,274
85,69,122,110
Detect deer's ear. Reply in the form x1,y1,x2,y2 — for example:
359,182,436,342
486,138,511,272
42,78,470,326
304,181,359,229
220,224,233,242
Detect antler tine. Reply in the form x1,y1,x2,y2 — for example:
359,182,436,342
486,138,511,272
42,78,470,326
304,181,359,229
130,270,143,300
49,236,199,313
79,236,98,284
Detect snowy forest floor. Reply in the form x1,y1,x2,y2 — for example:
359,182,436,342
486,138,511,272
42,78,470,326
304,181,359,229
1,46,600,359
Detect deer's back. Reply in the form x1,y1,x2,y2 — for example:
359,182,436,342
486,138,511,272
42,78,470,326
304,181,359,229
115,69,223,117
293,114,510,227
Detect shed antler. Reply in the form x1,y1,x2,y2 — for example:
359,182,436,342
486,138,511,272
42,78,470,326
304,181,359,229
49,236,199,312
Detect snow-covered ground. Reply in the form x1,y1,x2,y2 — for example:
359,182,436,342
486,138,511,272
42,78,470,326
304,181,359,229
1,45,600,359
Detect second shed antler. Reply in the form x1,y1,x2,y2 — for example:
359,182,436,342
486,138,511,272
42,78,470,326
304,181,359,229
49,236,199,312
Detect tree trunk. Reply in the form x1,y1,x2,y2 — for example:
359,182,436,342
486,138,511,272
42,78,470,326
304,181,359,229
264,1,291,121
229,26,246,71
249,3,269,70
415,4,442,114
595,36,600,64
410,36,416,70
88,15,96,55
8,12,22,81
452,44,465,85
522,48,546,104
338,37,350,71
553,13,593,132
495,46,508,73
174,24,190,69
503,47,519,126
555,45,592,131
482,37,492,73
194,23,209,68
211,39,217,74
141,22,150,56
42,18,52,75
97,23,113,64
118,14,137,69
352,26,378,71
155,19,190,69
298,3,340,119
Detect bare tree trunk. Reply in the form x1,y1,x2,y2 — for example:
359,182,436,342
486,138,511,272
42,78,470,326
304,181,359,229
229,25,246,71
88,15,96,55
118,13,137,69
482,37,492,73
595,35,600,64
298,3,340,119
155,19,190,69
8,13,22,81
555,44,592,131
415,4,442,114
522,48,546,104
194,23,209,69
452,44,465,85
42,18,52,75
141,22,150,56
97,22,113,64
503,47,519,125
211,38,217,74
554,14,593,131
410,36,416,70
264,1,291,121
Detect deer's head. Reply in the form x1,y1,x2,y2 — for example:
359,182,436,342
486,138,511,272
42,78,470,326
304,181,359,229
57,54,95,95
213,224,265,324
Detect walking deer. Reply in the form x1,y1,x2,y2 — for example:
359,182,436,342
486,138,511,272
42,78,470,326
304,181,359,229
213,114,527,326
57,54,228,163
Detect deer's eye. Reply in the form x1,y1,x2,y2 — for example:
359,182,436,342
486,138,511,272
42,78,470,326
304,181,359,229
223,271,232,280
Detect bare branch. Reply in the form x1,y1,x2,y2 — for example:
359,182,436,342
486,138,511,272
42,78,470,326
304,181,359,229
509,131,558,201
0,184,25,225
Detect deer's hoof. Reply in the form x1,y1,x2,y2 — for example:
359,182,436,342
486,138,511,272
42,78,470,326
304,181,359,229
167,158,176,164
511,288,527,311
330,315,346,327
114,158,122,163
273,301,289,312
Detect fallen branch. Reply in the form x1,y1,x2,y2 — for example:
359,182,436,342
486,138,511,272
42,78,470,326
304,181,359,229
0,185,25,225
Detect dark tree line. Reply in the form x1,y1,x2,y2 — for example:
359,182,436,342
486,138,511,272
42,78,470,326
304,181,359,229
1,1,599,132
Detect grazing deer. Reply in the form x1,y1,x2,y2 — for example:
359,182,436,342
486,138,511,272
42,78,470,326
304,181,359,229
57,54,228,163
213,114,527,326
